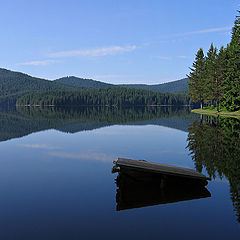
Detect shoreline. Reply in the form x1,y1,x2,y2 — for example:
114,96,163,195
191,109,240,119
16,104,191,107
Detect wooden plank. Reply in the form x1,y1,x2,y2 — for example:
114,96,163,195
116,158,210,181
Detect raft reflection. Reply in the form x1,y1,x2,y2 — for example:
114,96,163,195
114,168,211,211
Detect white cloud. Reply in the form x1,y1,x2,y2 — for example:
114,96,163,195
180,26,232,36
142,26,232,47
17,59,59,66
19,144,62,150
48,45,137,58
177,56,189,59
48,151,116,162
152,56,172,60
152,55,189,61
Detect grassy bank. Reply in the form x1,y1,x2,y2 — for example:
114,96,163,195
191,108,240,119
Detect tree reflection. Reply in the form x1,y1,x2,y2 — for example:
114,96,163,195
187,116,240,222
0,106,197,142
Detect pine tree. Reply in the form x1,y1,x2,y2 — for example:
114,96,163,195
204,43,218,106
187,48,206,109
223,12,240,111
205,44,226,112
215,46,227,111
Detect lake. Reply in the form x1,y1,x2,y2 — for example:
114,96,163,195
0,106,239,239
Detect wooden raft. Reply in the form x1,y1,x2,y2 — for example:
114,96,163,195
114,158,210,181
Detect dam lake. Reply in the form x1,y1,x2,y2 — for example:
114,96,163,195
0,106,239,239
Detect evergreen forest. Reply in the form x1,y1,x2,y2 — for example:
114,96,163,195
188,12,240,112
16,87,190,107
0,68,189,107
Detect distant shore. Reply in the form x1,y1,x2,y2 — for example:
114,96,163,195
191,109,240,119
16,104,191,107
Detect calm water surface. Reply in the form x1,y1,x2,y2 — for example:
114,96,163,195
0,107,239,239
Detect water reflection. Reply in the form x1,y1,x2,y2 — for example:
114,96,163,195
0,106,197,143
114,166,211,211
0,106,239,238
187,116,240,222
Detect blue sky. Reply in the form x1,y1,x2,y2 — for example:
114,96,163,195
0,0,238,84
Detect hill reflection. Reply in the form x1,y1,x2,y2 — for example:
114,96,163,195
0,106,198,143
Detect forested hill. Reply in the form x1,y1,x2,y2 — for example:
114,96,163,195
0,68,76,105
0,68,188,98
0,68,74,96
119,78,189,93
0,68,189,106
54,76,189,93
55,76,114,88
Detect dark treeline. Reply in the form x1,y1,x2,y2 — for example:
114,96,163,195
187,116,240,222
16,87,191,107
188,12,240,111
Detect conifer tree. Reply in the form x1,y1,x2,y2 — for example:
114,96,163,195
223,12,240,111
205,44,226,112
187,48,206,109
215,46,227,111
204,43,218,106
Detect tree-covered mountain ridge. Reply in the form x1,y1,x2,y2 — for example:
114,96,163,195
0,68,76,105
0,68,75,96
0,68,188,96
55,76,189,93
118,78,188,93
0,68,189,106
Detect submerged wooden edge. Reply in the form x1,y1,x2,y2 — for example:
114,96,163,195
115,158,211,181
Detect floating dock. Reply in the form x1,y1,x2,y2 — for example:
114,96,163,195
113,158,210,182
113,158,211,211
